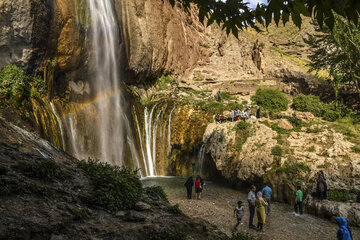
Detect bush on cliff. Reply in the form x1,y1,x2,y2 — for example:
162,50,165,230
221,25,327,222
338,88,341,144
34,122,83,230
251,88,289,112
77,159,142,211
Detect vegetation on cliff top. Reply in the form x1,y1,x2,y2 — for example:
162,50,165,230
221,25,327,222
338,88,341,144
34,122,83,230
251,88,289,113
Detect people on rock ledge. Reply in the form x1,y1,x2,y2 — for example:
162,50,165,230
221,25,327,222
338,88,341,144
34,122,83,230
215,106,258,124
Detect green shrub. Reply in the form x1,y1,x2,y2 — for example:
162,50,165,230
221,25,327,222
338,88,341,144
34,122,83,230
322,109,340,122
201,101,225,111
276,162,311,175
251,88,289,112
157,75,174,90
236,136,248,151
220,91,237,101
228,232,255,240
236,121,251,130
77,159,143,211
351,145,360,153
271,145,283,156
0,65,30,107
18,158,64,181
292,94,323,117
144,186,169,203
327,189,350,202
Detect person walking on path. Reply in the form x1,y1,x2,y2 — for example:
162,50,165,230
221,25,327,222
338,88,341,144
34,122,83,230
256,106,261,119
336,217,353,240
247,185,256,228
262,183,272,215
255,191,268,231
184,176,193,199
233,201,244,231
317,170,327,200
195,177,202,200
217,91,221,102
294,186,303,215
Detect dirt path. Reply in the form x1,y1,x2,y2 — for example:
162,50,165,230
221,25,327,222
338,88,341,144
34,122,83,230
143,177,360,240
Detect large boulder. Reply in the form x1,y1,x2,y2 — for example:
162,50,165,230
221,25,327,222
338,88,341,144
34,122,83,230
294,111,315,123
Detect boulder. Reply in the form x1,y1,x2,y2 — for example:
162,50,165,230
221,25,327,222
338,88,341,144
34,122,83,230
294,111,315,123
277,119,293,130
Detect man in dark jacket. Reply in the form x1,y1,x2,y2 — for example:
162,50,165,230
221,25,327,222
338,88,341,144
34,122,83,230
184,176,194,199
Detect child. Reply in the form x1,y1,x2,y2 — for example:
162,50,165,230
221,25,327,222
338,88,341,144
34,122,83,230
255,191,268,231
233,201,244,231
294,186,303,215
195,177,202,200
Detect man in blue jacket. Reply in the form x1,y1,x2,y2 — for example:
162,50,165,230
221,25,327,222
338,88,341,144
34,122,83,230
262,183,272,216
336,217,352,240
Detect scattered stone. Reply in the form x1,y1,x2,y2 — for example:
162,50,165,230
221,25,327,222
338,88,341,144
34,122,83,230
294,111,315,123
134,202,151,211
124,210,147,222
115,211,125,217
277,119,293,130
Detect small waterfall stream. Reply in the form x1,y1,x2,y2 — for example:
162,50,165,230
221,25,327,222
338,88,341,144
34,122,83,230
197,134,212,176
168,105,176,155
134,112,148,176
67,115,81,159
49,102,65,151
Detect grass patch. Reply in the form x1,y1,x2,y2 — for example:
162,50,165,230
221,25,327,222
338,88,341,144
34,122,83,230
271,145,283,156
235,121,251,130
77,159,143,211
307,145,316,152
0,179,25,196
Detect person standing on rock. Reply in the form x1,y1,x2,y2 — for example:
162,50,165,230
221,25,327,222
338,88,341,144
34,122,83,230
230,110,235,122
184,176,194,199
255,191,268,231
316,170,327,200
195,177,202,200
217,91,221,102
294,186,303,215
336,217,353,240
256,106,261,119
247,185,257,228
262,183,272,216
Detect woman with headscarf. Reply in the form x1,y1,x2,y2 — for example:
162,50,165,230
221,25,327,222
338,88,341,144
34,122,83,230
336,217,352,240
184,176,193,199
255,191,268,231
317,170,327,200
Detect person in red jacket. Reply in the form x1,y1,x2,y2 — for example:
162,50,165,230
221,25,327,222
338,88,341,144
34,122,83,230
195,177,202,200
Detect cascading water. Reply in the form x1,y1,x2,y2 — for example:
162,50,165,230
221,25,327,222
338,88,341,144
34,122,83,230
167,105,176,155
134,112,148,176
50,102,65,151
197,134,212,176
88,0,125,164
143,104,158,176
67,114,80,159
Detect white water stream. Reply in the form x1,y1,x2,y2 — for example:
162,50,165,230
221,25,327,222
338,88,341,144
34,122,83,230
49,102,65,151
197,134,212,175
167,105,176,155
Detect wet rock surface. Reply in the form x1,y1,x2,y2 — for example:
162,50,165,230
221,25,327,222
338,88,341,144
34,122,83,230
0,117,226,240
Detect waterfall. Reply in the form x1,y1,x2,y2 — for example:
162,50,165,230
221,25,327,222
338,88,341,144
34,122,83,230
49,102,65,151
68,114,80,159
197,134,212,176
167,105,176,155
87,0,130,165
144,104,158,176
134,112,148,176
151,109,162,175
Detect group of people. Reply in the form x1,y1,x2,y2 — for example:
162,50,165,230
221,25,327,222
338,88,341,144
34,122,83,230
215,107,260,124
184,175,204,200
235,184,272,232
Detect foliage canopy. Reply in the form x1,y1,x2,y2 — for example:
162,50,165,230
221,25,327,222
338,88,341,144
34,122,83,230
169,0,360,37
251,88,289,112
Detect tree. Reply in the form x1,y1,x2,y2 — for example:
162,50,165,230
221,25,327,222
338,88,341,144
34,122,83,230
304,15,360,97
168,0,360,37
